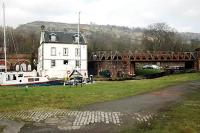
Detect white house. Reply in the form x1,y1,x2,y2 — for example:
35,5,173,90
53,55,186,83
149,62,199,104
38,28,88,79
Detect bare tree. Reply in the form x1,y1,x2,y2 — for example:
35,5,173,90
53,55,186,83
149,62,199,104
142,23,184,51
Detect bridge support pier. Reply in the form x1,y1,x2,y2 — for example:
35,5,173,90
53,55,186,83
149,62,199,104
195,59,200,71
195,49,200,71
88,61,135,79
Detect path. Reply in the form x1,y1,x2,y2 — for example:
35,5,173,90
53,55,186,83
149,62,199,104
0,80,200,133
82,83,187,113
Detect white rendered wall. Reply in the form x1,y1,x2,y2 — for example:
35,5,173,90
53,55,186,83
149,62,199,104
38,43,88,79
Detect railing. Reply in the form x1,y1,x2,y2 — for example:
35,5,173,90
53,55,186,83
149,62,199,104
89,51,196,62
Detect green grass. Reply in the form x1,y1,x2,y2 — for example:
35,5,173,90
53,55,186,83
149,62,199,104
0,125,5,133
135,68,162,75
148,90,200,133
119,77,200,133
0,73,200,112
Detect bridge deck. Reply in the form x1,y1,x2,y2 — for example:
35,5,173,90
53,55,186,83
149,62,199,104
89,51,196,62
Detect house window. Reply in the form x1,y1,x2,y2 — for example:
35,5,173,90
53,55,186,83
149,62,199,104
75,36,79,43
75,48,80,56
73,34,79,43
20,63,26,71
75,60,80,67
63,60,68,65
18,74,23,77
28,78,34,82
28,65,31,71
51,35,56,42
6,74,10,81
35,78,39,81
51,60,56,67
51,47,56,56
50,34,57,42
16,65,19,71
63,48,68,56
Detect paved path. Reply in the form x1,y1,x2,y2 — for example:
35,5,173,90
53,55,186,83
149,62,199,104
82,84,187,113
0,120,24,133
1,80,200,133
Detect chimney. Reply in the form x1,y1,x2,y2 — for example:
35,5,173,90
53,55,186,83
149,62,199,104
41,25,45,31
40,25,46,44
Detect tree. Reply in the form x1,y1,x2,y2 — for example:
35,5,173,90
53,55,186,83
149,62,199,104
191,39,200,49
142,23,184,51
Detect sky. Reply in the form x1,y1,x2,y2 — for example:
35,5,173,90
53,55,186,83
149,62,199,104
0,0,200,33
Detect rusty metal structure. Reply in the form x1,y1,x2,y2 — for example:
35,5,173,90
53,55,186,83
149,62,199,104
89,51,196,62
89,51,197,78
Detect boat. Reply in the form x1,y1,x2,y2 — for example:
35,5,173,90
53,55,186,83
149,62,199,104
0,2,63,86
0,71,63,86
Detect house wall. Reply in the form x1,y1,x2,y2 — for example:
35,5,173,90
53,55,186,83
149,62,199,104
38,43,88,79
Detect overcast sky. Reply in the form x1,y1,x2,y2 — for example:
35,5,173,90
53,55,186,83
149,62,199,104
0,0,200,33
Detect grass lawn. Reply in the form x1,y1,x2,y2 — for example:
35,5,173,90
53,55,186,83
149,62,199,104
120,79,200,133
0,73,200,112
0,125,5,133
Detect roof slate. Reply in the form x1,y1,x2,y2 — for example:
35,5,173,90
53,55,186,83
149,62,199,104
44,31,85,44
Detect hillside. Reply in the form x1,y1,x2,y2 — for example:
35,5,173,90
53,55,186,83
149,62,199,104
16,21,144,43
15,21,147,52
1,21,200,55
16,21,200,45
17,21,144,34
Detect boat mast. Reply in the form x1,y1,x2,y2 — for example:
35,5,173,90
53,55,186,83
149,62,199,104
3,1,7,72
78,11,81,73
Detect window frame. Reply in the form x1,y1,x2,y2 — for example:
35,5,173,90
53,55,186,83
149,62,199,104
63,60,68,65
75,48,80,56
51,35,56,42
51,47,56,56
75,60,80,67
49,33,57,42
63,48,69,56
51,60,56,67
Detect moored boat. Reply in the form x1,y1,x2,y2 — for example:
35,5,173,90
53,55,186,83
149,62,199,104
0,71,63,86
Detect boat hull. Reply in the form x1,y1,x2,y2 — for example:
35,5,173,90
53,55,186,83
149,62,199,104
0,80,63,86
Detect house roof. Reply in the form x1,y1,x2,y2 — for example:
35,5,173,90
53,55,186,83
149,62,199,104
43,31,85,44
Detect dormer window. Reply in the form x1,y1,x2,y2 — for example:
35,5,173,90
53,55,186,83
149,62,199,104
49,33,57,42
73,34,81,44
75,36,79,43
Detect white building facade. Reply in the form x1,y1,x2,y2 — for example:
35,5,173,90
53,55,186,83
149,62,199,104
38,29,88,79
